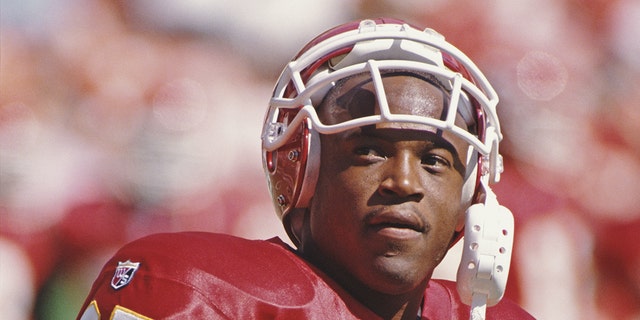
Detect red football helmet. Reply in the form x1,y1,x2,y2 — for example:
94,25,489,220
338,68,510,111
261,18,504,242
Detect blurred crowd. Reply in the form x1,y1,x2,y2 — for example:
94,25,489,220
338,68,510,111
1,0,639,319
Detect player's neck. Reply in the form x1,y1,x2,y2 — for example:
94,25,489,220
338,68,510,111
342,276,428,320
366,291,425,320
297,244,429,320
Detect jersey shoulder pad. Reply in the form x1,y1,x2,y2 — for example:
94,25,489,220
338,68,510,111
77,232,379,319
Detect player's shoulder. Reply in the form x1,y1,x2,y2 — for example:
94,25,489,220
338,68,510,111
423,279,535,320
77,232,379,319
110,231,313,301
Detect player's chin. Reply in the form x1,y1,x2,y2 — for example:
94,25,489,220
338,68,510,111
366,256,431,294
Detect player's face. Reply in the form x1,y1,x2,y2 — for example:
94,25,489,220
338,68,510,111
301,73,470,299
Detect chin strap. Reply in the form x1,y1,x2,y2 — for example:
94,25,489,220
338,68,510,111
470,292,488,320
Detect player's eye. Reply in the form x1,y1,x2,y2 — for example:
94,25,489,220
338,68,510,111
353,146,386,162
422,153,451,173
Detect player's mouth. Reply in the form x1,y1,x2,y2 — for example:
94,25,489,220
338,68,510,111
366,209,427,239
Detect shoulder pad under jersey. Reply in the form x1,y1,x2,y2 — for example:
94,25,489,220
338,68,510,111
77,232,380,320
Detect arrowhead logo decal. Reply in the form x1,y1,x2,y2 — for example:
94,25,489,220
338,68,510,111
111,260,141,290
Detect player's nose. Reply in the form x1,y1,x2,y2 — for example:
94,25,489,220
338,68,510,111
377,151,425,201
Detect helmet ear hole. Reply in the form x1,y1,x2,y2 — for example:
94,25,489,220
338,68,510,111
265,150,277,173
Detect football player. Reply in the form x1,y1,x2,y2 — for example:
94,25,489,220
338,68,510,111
77,18,533,320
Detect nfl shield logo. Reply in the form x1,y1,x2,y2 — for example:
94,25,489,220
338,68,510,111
111,260,141,290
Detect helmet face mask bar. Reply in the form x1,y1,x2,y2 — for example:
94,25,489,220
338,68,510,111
262,18,503,223
266,60,487,155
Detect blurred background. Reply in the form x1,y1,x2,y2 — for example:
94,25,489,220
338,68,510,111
1,0,639,319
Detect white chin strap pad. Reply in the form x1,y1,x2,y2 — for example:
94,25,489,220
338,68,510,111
456,185,515,311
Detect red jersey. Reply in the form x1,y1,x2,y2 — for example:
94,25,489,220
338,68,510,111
77,232,533,319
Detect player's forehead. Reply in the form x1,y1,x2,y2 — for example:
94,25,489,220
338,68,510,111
317,71,464,131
